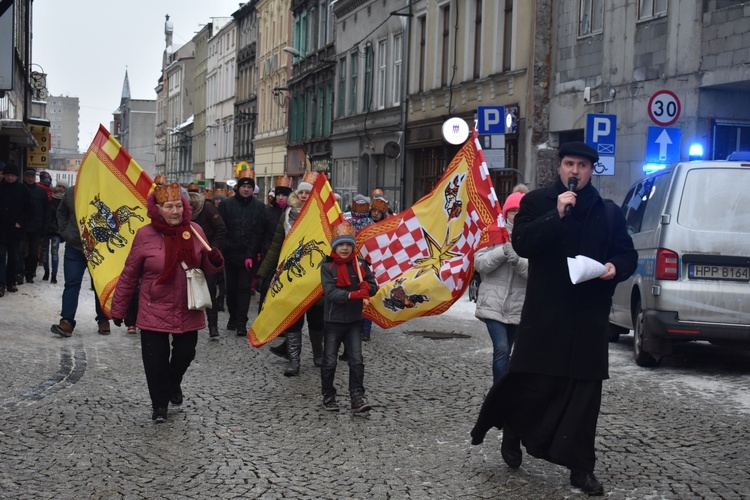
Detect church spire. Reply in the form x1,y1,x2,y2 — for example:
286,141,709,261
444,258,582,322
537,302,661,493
121,68,131,105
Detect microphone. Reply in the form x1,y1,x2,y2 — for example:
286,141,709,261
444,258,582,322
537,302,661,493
564,177,578,216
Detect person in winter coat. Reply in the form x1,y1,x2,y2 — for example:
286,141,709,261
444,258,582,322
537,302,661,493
110,183,224,423
473,192,528,382
320,221,378,412
216,169,269,337
0,164,32,296
257,177,292,313
42,182,67,284
21,168,51,284
255,172,324,375
470,142,637,495
188,191,227,338
50,185,112,337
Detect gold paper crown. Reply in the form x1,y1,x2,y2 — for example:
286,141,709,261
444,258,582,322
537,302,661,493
154,182,182,204
187,182,200,192
213,188,227,197
203,188,214,198
301,171,319,184
332,220,356,239
237,168,255,180
351,196,371,213
371,197,389,212
153,174,168,186
370,188,385,199
275,175,293,188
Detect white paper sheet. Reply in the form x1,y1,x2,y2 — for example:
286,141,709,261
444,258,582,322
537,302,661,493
567,255,608,284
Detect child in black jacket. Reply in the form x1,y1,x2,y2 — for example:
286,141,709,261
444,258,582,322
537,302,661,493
320,221,378,412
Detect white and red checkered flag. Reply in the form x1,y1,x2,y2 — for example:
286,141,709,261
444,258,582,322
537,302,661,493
357,130,500,328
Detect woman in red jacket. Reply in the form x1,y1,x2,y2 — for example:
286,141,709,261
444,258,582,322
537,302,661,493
111,183,224,423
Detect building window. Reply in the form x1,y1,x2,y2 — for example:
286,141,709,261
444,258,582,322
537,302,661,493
319,1,328,47
306,88,314,140
316,86,324,137
418,16,426,92
338,57,347,117
300,11,308,56
638,0,667,20
503,0,512,71
363,44,373,112
392,34,403,106
324,84,332,136
377,40,387,109
350,52,358,116
441,5,451,88
579,0,603,36
473,0,483,79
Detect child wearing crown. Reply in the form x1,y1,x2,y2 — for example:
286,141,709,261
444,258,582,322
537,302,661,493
319,221,378,413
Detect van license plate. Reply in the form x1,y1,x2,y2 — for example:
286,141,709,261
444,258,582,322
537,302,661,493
688,265,750,282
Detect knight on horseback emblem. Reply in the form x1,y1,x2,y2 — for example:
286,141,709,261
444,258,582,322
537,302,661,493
80,194,144,267
267,237,326,298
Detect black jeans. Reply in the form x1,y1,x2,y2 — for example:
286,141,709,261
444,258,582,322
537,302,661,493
321,320,365,399
23,231,42,279
224,261,255,327
140,330,198,410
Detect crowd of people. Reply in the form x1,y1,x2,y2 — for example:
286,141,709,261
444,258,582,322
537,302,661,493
2,142,637,494
1,163,61,297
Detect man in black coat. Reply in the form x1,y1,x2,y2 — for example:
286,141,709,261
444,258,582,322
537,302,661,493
217,172,268,337
21,168,52,283
471,142,637,496
0,164,32,295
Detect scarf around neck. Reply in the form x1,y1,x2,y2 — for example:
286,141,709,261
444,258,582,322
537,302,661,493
330,252,365,287
151,216,198,284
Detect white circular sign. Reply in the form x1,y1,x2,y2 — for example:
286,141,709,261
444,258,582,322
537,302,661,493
442,117,470,145
648,90,681,127
226,179,237,187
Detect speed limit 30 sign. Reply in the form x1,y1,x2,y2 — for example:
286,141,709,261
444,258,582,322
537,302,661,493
648,90,681,126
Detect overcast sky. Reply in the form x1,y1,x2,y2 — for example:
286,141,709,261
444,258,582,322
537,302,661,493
32,0,242,153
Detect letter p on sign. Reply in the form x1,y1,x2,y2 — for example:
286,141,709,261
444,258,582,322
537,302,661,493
477,106,505,134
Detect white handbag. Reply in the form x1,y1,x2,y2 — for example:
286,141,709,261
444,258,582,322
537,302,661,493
182,262,212,310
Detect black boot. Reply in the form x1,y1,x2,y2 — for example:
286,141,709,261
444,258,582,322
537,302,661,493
284,331,302,376
270,340,288,359
309,329,324,367
570,470,604,496
501,427,522,468
207,307,219,339
50,273,57,284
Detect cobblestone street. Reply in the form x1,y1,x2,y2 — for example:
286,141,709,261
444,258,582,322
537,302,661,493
1,280,749,499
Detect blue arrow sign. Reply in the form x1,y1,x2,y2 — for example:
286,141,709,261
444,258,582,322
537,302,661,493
646,126,681,164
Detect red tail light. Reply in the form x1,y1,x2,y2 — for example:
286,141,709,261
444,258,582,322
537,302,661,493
656,248,679,280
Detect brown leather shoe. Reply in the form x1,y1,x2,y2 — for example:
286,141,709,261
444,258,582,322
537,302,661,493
97,321,111,335
51,319,74,338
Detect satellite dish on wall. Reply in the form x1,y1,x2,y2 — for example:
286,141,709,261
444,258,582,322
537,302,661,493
384,141,401,159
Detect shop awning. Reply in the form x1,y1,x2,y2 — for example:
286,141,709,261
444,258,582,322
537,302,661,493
0,119,38,148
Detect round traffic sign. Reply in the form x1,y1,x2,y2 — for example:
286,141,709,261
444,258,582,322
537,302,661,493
648,90,681,126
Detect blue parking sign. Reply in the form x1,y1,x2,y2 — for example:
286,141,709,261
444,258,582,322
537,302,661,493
477,106,505,134
585,114,617,156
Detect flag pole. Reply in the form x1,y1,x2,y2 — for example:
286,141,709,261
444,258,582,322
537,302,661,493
190,225,212,251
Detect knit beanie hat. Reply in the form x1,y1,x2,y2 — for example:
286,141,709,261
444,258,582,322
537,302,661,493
331,221,356,249
296,171,319,193
502,192,525,220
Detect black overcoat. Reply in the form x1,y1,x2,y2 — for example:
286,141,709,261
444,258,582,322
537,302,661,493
510,180,637,380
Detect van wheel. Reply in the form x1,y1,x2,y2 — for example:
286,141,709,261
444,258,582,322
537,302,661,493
608,323,628,343
633,302,659,367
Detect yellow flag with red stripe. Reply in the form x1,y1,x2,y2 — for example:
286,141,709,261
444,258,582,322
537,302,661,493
249,173,343,346
74,125,153,316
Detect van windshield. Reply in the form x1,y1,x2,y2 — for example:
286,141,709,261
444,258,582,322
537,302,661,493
678,168,750,232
